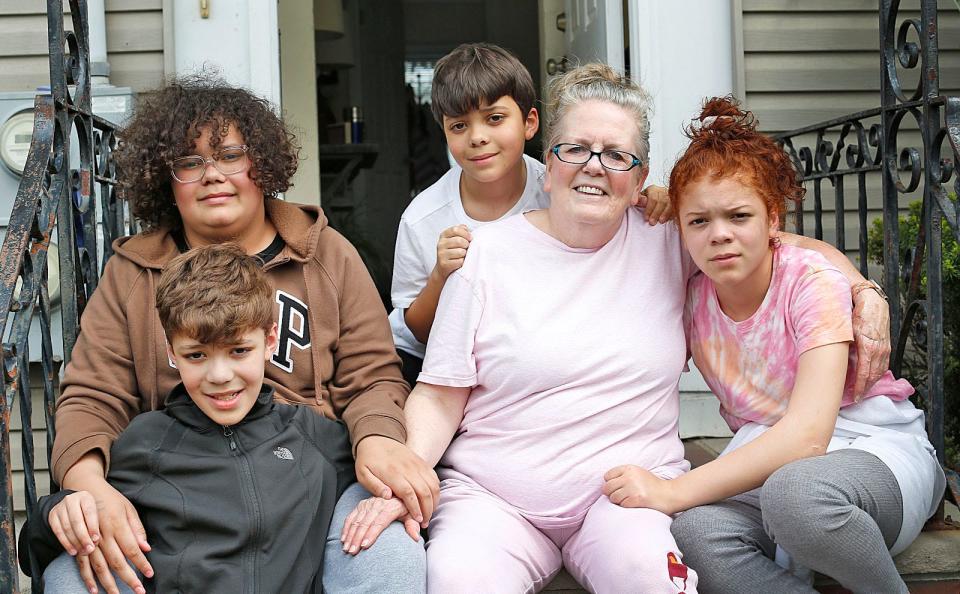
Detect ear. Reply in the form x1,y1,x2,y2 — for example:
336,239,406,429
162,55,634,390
165,340,178,369
524,107,539,140
264,323,279,360
630,167,650,207
769,210,781,236
543,153,553,194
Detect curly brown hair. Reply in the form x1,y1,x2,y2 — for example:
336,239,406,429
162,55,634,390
115,73,300,231
668,96,804,226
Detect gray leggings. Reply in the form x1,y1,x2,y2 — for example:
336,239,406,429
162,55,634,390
671,449,905,594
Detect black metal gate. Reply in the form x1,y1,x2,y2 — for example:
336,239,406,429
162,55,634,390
0,0,956,592
0,1,132,591
775,0,959,519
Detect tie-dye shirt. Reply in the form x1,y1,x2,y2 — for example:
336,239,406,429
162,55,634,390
685,244,913,431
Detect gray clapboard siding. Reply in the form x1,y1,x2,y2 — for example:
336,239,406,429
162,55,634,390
738,2,958,261
11,438,52,511
743,0,957,12
9,362,57,515
0,0,165,92
745,53,960,93
749,90,919,131
741,7,960,135
0,11,162,56
0,0,159,13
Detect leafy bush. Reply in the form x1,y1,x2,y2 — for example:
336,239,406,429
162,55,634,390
867,199,959,467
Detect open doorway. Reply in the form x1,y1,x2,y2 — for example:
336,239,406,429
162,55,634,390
313,0,543,305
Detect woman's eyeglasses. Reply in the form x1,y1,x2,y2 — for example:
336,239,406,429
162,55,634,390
551,143,643,172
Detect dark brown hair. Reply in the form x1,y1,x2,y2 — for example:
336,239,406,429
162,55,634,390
669,96,804,224
430,43,536,124
116,72,300,231
156,243,274,344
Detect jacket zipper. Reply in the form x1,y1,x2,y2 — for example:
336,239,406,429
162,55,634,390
223,425,263,593
222,425,237,450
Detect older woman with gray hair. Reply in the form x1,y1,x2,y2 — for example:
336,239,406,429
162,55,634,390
386,64,888,594
400,63,698,593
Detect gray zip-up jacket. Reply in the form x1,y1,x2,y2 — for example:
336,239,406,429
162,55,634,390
23,384,354,593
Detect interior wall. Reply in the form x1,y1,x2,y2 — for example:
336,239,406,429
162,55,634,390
347,0,409,299
317,0,542,300
402,0,542,157
404,0,541,90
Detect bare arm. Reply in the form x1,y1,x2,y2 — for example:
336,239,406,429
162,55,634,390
637,185,673,224
404,382,470,468
403,271,448,344
781,233,863,283
604,342,849,514
404,226,471,344
780,232,891,394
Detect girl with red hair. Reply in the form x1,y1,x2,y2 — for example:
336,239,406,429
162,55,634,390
601,97,945,593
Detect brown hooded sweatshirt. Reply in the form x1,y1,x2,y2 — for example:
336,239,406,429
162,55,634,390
51,199,408,483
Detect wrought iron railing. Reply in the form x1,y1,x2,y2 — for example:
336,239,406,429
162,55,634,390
0,0,956,592
775,0,959,518
0,1,133,591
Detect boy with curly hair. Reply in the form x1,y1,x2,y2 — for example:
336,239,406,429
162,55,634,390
23,244,420,592
44,75,431,594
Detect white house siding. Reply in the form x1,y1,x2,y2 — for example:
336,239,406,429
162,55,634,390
739,0,960,249
0,0,165,92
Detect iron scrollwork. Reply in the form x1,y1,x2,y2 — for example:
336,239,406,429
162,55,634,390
775,0,959,515
0,1,132,591
0,0,957,592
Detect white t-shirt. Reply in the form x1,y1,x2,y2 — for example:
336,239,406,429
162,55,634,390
389,154,550,358
419,209,692,523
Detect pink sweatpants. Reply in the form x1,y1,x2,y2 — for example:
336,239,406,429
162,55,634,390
426,478,698,594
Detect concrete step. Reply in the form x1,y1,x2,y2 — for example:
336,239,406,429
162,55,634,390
543,439,960,592
678,391,733,439
543,522,960,593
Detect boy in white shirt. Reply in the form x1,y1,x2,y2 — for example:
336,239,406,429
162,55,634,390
389,43,547,383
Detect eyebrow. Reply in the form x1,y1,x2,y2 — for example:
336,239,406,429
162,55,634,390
174,342,205,351
175,339,251,350
683,203,755,217
174,145,245,160
567,138,633,151
477,104,511,113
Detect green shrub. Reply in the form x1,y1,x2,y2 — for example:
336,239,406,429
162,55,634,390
866,199,959,467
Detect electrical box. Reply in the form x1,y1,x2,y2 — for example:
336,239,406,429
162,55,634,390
0,85,135,361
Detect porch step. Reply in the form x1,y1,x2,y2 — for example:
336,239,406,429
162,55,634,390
542,526,960,593
678,391,733,439
542,439,960,592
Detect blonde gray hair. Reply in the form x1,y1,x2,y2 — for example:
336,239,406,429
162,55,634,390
543,63,652,166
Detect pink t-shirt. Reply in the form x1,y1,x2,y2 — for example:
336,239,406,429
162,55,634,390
420,209,691,524
685,244,913,432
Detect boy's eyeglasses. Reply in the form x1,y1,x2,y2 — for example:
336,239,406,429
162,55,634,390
170,145,250,183
551,143,643,172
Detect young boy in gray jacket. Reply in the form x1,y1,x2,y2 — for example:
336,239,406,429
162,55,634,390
21,244,414,593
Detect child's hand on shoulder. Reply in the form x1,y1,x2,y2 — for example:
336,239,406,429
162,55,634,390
637,185,672,225
433,225,472,280
48,490,100,556
340,495,421,555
